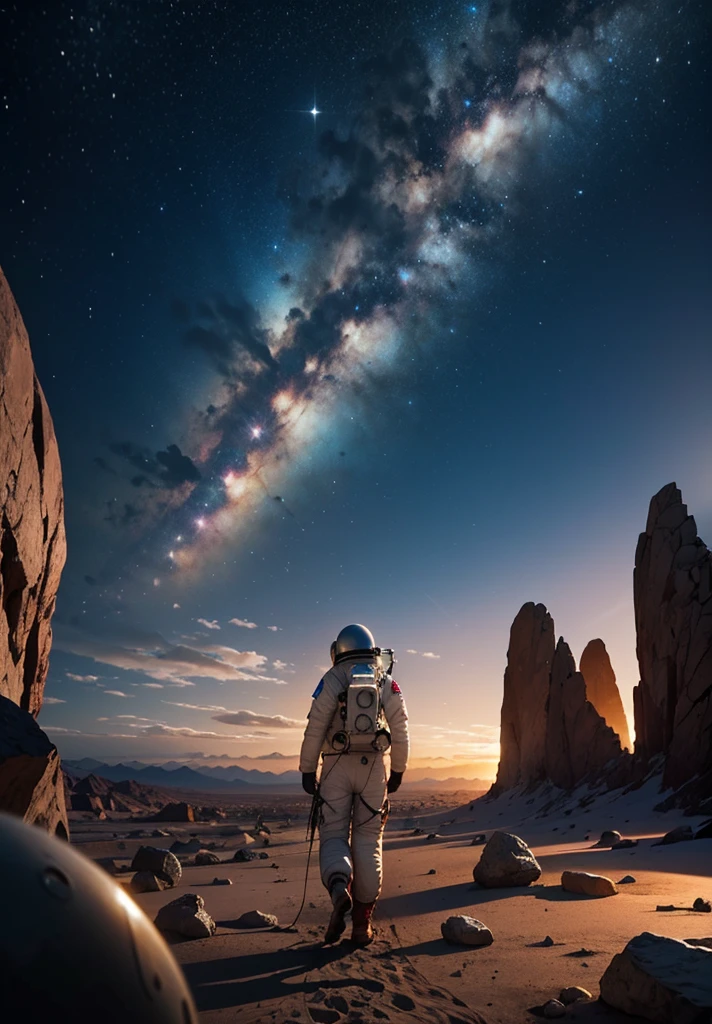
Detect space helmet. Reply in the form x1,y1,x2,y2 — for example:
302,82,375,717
332,623,376,663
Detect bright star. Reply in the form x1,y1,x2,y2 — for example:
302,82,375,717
310,105,320,119
251,426,263,439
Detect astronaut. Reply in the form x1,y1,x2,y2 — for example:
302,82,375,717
299,623,409,945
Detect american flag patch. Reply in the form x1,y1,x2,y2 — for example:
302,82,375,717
391,680,402,694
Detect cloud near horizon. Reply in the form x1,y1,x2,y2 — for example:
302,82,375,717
211,709,304,729
406,649,441,659
229,618,258,629
54,624,287,687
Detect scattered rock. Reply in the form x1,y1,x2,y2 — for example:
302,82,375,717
559,986,592,1005
427,869,436,875
441,915,494,947
541,936,554,947
470,833,486,845
473,831,542,888
195,850,221,866
234,910,278,929
450,969,463,978
170,838,202,855
233,848,257,863
426,833,439,841
542,999,566,1019
658,826,694,846
596,830,622,847
130,846,181,887
155,893,216,939
211,877,232,886
259,852,270,860
600,931,712,1022
130,871,167,893
561,870,617,897
152,802,195,823
412,828,425,836
618,875,636,884
611,838,638,849
565,948,595,958
693,898,711,913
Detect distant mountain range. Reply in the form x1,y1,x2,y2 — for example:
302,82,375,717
64,758,490,793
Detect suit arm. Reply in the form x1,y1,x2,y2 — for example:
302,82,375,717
298,677,339,773
383,681,410,774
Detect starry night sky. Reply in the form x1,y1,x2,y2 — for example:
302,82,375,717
1,0,710,771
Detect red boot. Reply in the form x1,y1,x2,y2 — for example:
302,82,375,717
351,899,376,945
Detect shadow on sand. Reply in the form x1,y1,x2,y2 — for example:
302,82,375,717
182,943,371,1012
379,882,601,918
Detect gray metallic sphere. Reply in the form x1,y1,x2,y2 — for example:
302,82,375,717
0,811,197,1023
334,623,376,659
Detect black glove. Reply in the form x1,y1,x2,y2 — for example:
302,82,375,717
387,771,403,794
302,771,317,795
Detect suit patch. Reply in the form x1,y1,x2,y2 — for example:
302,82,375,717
391,680,402,695
312,678,324,699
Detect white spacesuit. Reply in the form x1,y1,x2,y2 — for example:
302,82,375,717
299,624,409,945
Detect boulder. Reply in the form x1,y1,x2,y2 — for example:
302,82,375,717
659,826,694,846
559,986,592,1005
195,850,221,866
0,269,66,717
152,802,195,823
473,831,541,888
633,484,712,793
155,893,216,939
0,694,69,839
234,910,278,929
130,846,181,887
542,1001,566,1019
130,871,167,893
579,639,632,750
441,915,493,947
233,848,257,863
597,830,622,847
600,932,712,1022
693,899,711,914
492,603,554,792
561,870,617,897
211,877,232,886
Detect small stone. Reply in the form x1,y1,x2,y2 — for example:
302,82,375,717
559,986,592,1005
130,870,167,893
450,969,463,978
259,852,270,859
470,833,486,846
596,830,622,847
693,898,712,913
618,875,636,884
561,870,617,897
211,877,232,886
441,915,494,947
659,826,694,846
611,839,638,849
195,850,221,865
542,999,566,1018
130,846,181,887
155,893,216,939
427,833,439,840
233,848,257,862
235,910,278,929
542,935,554,947
428,869,436,875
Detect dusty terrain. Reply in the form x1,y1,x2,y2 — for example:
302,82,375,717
71,779,712,1024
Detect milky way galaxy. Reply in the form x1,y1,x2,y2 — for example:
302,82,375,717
122,0,665,582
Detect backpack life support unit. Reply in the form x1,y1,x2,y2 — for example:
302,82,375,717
331,654,393,754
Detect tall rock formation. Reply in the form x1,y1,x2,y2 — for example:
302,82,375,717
493,602,554,791
580,639,632,751
545,638,623,790
0,267,68,837
492,603,624,795
633,483,712,792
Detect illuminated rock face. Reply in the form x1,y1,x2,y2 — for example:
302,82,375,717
0,267,68,838
579,639,632,752
633,483,712,791
492,604,622,794
0,268,66,715
493,602,554,792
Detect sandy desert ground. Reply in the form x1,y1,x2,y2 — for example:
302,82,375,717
72,780,711,1024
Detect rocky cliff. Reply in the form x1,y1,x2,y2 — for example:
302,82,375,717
580,638,632,751
492,602,625,794
633,483,712,793
0,267,68,836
